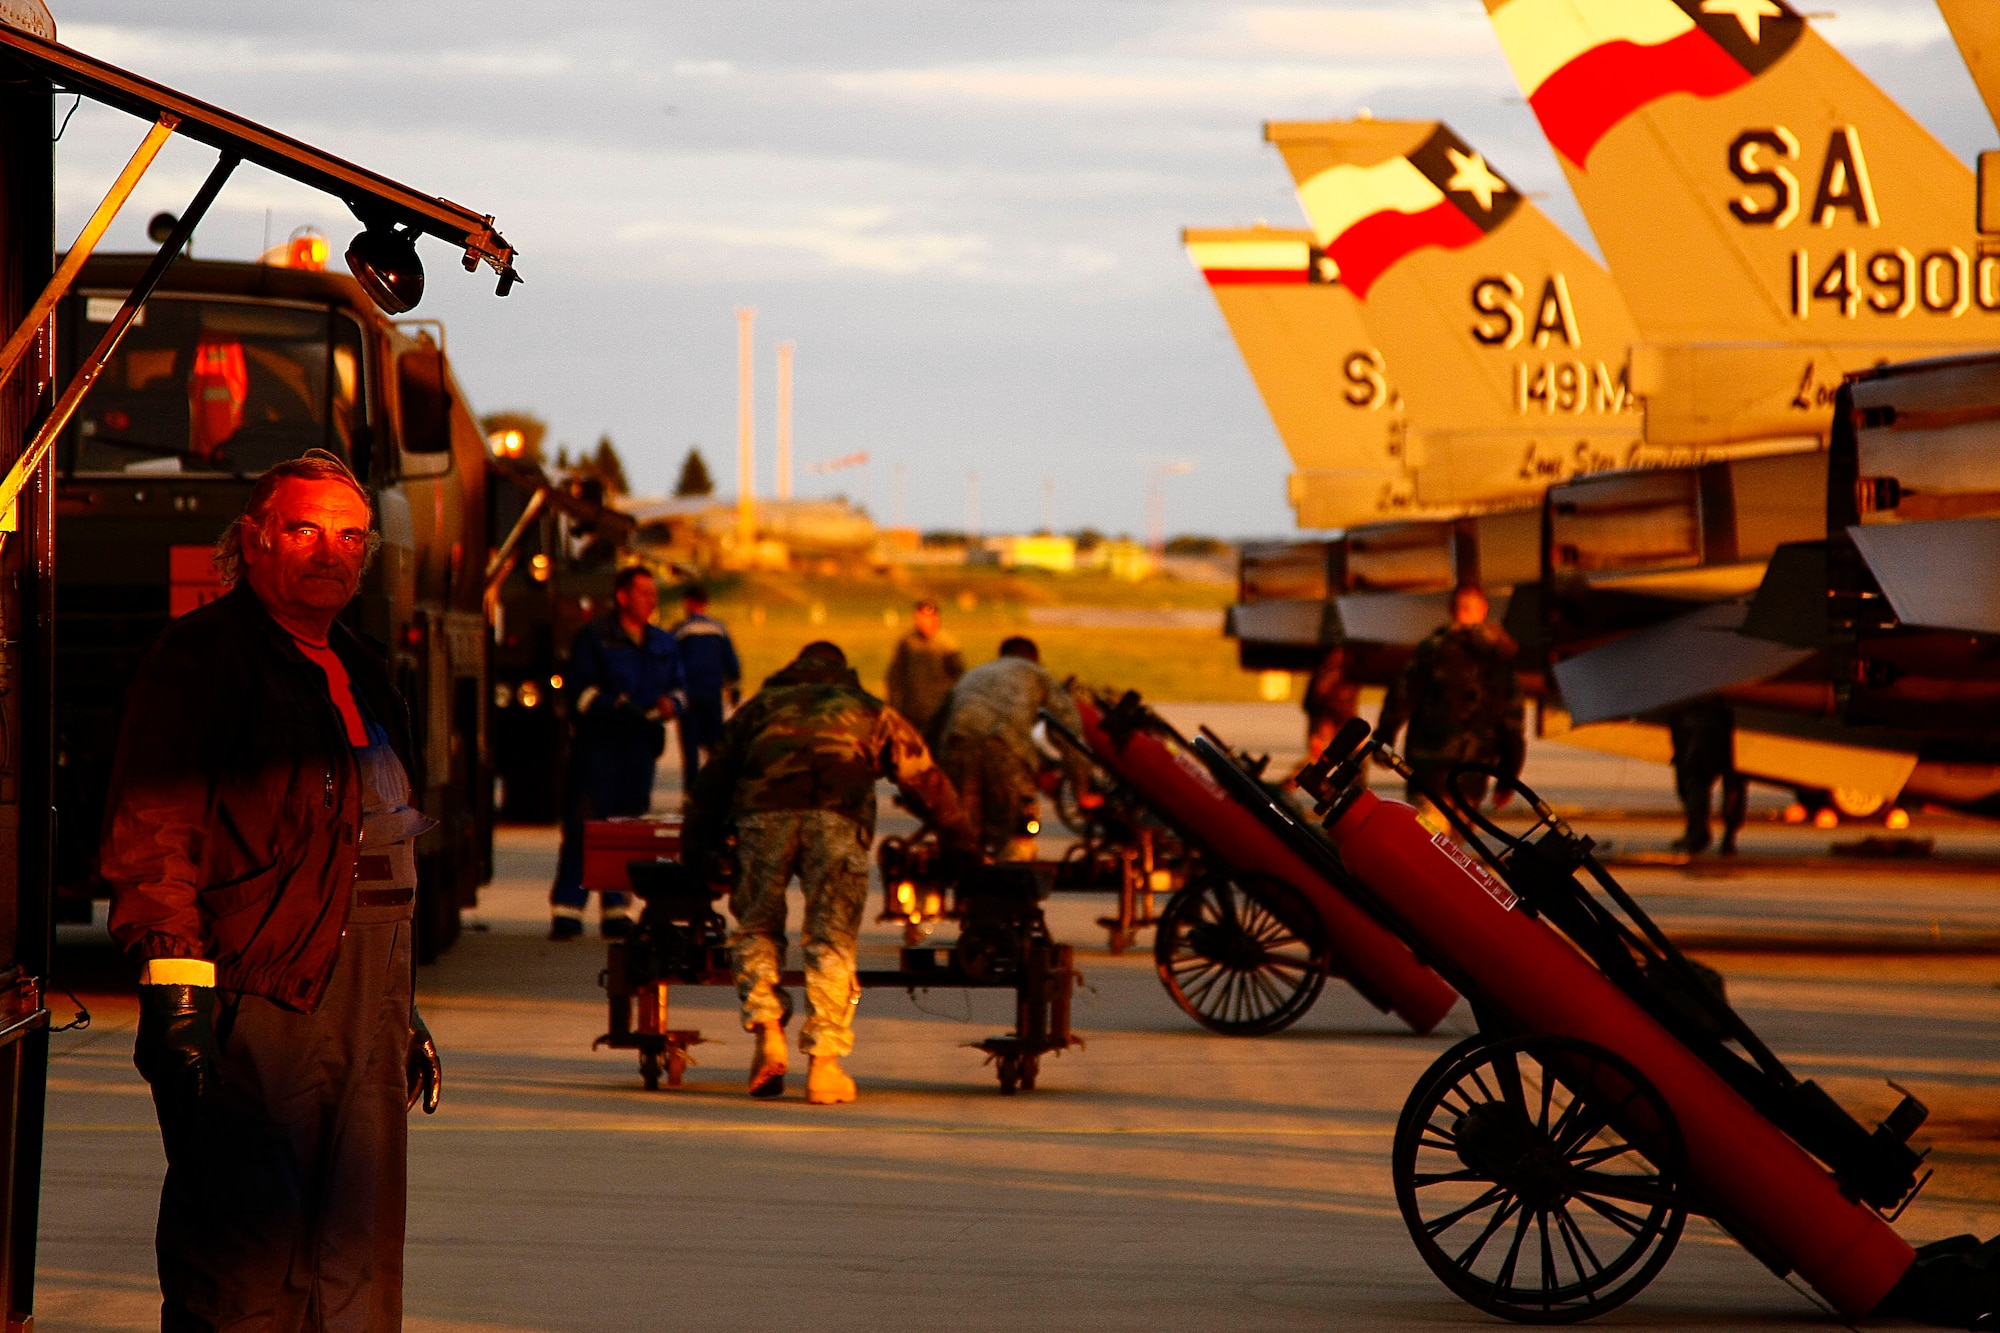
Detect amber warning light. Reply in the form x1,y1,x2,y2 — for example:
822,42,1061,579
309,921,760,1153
258,227,330,272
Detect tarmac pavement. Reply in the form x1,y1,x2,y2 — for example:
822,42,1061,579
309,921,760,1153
35,704,2000,1330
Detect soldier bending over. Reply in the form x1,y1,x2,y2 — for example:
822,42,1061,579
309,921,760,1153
934,636,1093,861
685,641,975,1104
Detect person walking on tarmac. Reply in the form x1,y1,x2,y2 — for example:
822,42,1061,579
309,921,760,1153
1302,643,1361,767
1668,696,1747,856
934,637,1094,861
101,451,441,1330
669,583,741,791
1375,585,1526,816
550,566,685,940
684,641,975,1104
884,597,964,737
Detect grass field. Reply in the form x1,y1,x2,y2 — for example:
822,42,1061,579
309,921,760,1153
695,566,1289,704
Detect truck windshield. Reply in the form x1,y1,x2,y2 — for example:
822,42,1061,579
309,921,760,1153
63,294,365,476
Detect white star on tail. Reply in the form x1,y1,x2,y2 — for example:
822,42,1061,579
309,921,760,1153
1444,148,1508,212
1701,0,1784,43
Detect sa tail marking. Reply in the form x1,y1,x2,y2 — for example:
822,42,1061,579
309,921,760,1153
1728,126,1878,230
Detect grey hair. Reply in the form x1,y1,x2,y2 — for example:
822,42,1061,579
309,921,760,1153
214,449,379,588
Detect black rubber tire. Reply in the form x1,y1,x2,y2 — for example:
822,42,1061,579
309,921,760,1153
1392,1034,1686,1323
1153,872,1329,1036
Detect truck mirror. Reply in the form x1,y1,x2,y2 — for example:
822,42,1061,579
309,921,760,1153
398,349,452,455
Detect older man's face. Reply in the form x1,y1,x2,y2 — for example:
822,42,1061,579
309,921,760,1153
242,477,372,624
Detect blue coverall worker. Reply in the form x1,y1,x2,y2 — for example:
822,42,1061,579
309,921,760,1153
670,585,742,791
550,566,686,939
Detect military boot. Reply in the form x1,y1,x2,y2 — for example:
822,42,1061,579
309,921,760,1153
807,1055,857,1105
749,1023,787,1099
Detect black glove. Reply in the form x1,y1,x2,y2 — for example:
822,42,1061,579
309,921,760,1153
134,983,219,1105
407,1007,441,1114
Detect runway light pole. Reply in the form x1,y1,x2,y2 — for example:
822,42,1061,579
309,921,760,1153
1147,461,1194,556
736,306,755,548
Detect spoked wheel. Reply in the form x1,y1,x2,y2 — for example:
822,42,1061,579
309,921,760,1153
1393,1035,1686,1323
1154,872,1328,1035
1054,774,1097,836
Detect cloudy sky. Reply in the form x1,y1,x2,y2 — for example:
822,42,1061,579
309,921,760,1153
47,1,1995,537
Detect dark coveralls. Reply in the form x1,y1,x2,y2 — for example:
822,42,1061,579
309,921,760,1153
551,613,686,923
1376,620,1526,812
1669,697,1747,854
670,610,741,788
102,584,427,1331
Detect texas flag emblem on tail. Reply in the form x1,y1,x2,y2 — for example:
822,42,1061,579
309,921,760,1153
1294,125,1522,301
1487,0,1805,168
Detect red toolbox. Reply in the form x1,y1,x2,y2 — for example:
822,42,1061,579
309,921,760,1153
581,816,683,892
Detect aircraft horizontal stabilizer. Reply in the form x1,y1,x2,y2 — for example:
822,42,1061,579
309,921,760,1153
1224,599,1338,649
1848,517,2000,635
1551,601,1812,724
1336,590,1460,645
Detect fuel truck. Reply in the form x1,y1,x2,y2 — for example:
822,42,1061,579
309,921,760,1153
53,247,496,960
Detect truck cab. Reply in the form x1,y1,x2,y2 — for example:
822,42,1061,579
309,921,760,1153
53,253,493,959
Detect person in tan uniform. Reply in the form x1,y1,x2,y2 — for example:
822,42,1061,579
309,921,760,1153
934,637,1092,861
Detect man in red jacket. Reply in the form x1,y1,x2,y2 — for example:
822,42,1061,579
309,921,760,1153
101,450,440,1331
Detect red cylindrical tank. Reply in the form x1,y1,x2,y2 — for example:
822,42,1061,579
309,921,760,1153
1076,697,1457,1034
1327,788,1913,1317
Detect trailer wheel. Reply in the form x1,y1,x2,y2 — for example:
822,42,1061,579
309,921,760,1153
639,1051,662,1092
1154,872,1328,1036
1053,774,1097,836
1393,1035,1686,1324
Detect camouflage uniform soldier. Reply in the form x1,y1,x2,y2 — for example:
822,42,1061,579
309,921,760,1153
934,637,1092,861
1375,586,1525,814
685,641,974,1105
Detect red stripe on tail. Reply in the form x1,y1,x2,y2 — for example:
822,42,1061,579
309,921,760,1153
1329,201,1485,301
1203,268,1311,286
1530,28,1751,169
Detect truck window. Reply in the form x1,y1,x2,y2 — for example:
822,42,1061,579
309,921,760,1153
63,295,366,476
397,345,452,454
